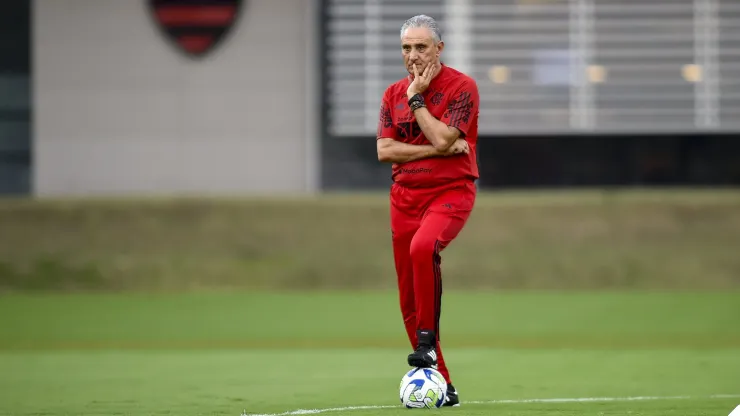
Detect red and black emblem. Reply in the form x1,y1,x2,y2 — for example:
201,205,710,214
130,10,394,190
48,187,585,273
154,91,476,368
149,0,244,57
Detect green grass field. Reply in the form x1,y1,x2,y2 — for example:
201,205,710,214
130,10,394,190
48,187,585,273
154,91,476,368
1,291,739,415
1,191,739,414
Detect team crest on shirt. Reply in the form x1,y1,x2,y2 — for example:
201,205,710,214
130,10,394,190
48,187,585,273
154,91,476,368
149,0,246,58
430,91,444,105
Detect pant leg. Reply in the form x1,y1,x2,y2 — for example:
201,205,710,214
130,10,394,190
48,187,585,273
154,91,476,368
389,190,421,354
390,186,456,383
408,183,476,384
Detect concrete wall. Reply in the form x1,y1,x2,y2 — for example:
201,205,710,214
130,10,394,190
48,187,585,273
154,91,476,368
33,0,318,196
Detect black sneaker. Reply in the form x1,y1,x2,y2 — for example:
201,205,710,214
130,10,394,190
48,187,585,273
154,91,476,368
407,330,438,368
443,383,460,407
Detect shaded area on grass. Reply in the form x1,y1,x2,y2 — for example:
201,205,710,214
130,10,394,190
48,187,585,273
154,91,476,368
1,291,738,350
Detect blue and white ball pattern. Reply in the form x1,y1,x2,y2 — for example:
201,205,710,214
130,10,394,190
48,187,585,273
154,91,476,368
399,367,448,409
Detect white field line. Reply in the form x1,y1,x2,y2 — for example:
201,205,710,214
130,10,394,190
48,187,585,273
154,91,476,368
241,394,740,416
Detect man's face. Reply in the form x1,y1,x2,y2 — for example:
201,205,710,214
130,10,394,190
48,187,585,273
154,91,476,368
401,27,443,76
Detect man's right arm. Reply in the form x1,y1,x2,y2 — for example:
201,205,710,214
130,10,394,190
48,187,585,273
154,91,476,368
375,88,467,164
377,138,442,164
377,138,469,164
376,92,441,164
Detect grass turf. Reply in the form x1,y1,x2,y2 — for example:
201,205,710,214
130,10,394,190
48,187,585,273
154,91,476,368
1,349,738,415
0,291,738,415
1,291,739,350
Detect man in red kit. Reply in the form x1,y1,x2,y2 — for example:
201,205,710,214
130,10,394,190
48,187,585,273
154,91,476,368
376,14,479,407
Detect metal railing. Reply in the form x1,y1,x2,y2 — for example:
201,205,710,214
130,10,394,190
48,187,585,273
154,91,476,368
322,0,739,136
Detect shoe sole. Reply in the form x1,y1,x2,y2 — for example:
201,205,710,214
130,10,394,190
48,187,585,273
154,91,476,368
443,398,460,407
443,392,460,407
407,357,436,368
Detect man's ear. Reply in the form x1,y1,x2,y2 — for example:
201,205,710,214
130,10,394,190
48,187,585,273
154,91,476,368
436,41,444,57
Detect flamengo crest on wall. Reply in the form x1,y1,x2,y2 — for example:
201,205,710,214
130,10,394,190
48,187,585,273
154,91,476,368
148,0,244,57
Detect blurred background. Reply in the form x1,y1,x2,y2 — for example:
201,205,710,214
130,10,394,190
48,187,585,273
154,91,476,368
0,1,739,415
1,0,740,197
1,0,739,292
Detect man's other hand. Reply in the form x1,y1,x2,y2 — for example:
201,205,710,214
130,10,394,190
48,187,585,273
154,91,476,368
442,139,469,156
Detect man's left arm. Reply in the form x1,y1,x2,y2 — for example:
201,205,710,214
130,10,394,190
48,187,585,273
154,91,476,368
411,79,479,152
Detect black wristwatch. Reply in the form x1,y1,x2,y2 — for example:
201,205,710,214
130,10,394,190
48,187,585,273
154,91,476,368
408,94,425,111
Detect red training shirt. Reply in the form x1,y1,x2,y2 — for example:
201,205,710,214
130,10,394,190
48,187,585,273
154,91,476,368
377,64,480,188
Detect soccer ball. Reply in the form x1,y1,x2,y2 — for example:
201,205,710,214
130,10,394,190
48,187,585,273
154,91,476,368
399,367,448,409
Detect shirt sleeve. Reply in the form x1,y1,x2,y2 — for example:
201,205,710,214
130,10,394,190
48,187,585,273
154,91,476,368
376,89,397,140
440,79,479,138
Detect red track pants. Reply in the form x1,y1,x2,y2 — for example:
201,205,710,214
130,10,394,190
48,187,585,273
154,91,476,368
389,179,476,385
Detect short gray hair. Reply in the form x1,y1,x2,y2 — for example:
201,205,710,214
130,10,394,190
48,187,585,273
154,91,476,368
400,15,442,44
